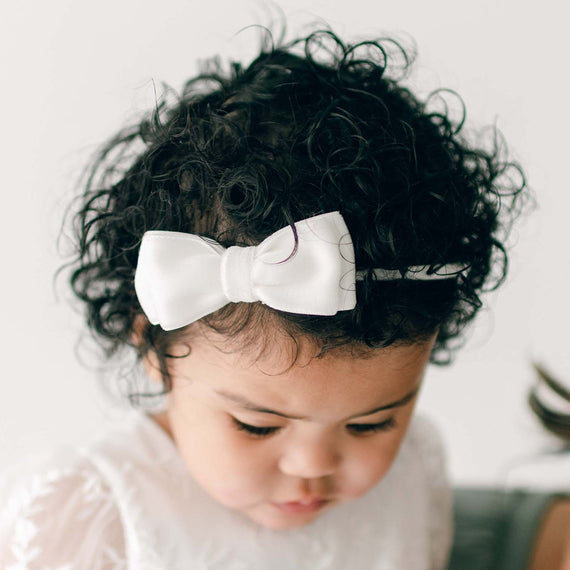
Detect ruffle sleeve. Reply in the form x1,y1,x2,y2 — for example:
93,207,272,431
0,448,127,570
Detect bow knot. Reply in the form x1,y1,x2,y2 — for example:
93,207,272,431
220,246,257,303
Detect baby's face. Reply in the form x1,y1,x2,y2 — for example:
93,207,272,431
151,333,435,530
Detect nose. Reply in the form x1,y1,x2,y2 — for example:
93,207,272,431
278,434,341,479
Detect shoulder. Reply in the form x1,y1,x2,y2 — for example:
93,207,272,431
0,438,127,568
405,414,454,570
0,411,184,570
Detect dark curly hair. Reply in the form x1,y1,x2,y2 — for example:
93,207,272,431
65,27,526,399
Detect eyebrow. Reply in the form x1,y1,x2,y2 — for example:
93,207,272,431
215,385,420,421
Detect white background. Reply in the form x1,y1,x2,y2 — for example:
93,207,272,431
0,0,568,486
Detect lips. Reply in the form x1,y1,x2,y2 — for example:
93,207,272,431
272,498,330,515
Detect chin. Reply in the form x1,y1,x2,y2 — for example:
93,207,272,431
245,506,326,531
253,514,319,531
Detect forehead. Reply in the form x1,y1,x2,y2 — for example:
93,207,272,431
188,322,433,369
171,331,435,419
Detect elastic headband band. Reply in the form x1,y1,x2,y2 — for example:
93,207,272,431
356,265,467,281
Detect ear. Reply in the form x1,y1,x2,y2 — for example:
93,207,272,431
132,314,163,385
142,350,164,385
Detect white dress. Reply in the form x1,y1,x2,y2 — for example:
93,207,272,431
0,412,452,570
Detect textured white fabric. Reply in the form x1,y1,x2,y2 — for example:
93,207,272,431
134,211,356,330
0,412,453,570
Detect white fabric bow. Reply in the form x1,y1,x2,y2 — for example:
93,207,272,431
134,211,356,331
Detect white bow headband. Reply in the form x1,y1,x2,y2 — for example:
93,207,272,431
134,211,465,331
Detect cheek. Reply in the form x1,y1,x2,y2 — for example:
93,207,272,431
169,411,277,505
342,432,409,498
202,439,280,509
342,404,420,496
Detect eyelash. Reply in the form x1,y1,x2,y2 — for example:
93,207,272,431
233,419,281,438
346,417,396,435
232,417,396,438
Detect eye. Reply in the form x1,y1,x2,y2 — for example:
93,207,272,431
232,418,281,438
346,417,396,436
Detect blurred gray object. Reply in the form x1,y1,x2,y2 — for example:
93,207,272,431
447,487,566,570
